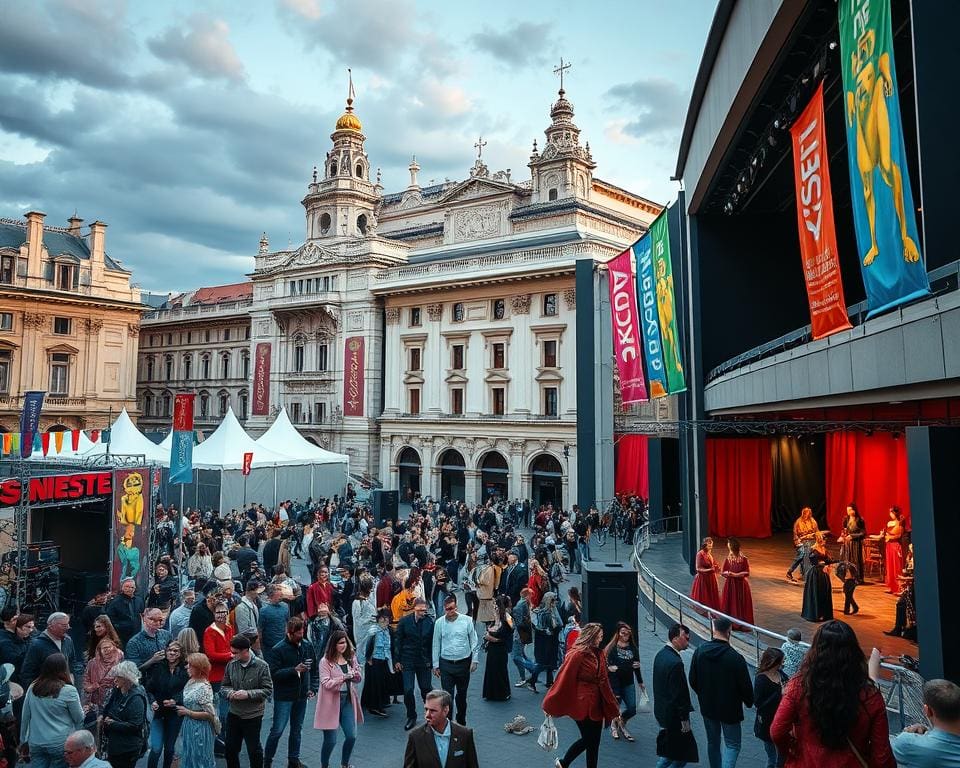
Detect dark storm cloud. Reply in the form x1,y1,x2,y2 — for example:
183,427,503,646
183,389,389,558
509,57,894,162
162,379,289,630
605,78,687,140
470,22,554,67
0,0,135,89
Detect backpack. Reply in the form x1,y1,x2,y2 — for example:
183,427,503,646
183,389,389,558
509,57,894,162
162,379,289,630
137,690,153,757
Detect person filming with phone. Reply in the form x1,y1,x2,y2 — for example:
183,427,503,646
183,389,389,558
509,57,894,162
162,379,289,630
264,617,318,768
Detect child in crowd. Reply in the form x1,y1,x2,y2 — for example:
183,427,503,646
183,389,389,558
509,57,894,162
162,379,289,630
780,627,806,678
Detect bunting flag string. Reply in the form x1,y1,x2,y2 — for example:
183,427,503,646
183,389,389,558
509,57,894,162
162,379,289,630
53,431,64,454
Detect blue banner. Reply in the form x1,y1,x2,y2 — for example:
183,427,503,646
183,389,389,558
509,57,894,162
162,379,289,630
635,235,669,398
169,431,193,485
19,391,44,458
839,0,929,317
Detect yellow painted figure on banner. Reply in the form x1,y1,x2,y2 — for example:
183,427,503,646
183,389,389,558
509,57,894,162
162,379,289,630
846,29,919,266
656,257,682,375
117,471,144,541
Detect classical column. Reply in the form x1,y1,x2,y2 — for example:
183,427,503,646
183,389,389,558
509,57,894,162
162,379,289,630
424,303,443,413
510,294,532,414
508,440,524,499
562,288,577,416
383,308,402,413
464,469,479,506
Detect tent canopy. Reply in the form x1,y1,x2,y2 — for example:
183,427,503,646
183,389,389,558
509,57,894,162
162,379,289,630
81,408,169,463
192,407,301,469
255,408,348,464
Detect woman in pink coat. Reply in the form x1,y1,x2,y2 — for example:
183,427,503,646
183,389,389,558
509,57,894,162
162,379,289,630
314,629,363,768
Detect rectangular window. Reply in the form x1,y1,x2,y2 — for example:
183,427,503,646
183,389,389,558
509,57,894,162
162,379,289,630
53,317,71,335
0,313,12,331
318,344,329,371
451,388,464,415
221,356,230,379
492,387,505,416
315,402,327,423
295,346,305,372
55,263,73,291
167,333,173,345
452,303,464,322
290,280,296,296
410,307,422,327
0,256,14,284
290,402,302,422
492,299,505,320
543,340,558,368
492,342,505,369
50,353,69,394
200,395,209,418
204,330,211,342
452,344,464,370
409,388,421,415
409,347,421,371
543,293,558,316
0,350,10,393
152,334,159,346
242,355,250,379
202,357,210,379
544,387,558,417
245,326,250,340
187,331,192,344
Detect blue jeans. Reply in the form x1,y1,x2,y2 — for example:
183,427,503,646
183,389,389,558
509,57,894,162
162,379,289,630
612,681,637,721
656,759,688,768
320,691,356,768
511,637,529,679
212,681,229,745
761,740,783,768
148,714,183,768
264,699,307,761
578,540,590,564
27,745,67,768
520,657,554,685
702,717,741,768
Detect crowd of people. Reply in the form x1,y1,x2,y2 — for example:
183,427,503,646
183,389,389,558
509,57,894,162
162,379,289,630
0,490,955,768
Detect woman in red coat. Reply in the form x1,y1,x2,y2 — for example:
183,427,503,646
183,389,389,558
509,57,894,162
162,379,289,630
770,620,895,768
689,537,721,611
542,622,619,768
527,560,548,609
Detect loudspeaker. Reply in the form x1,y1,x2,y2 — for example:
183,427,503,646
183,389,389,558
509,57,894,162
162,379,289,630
582,561,638,643
372,490,399,527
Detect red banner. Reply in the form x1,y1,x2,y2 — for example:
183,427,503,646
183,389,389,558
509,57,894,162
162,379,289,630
172,393,195,431
608,248,648,403
242,451,253,476
343,336,365,416
252,342,271,416
790,84,852,340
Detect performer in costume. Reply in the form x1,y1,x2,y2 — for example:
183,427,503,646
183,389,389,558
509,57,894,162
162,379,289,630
801,535,835,622
720,538,754,630
786,507,820,582
689,537,721,611
837,503,866,584
883,506,905,594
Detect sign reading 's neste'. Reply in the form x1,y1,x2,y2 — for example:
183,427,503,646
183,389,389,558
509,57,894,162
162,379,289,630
0,471,113,506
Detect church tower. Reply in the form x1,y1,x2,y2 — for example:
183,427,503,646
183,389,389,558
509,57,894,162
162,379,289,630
303,70,380,241
528,63,596,204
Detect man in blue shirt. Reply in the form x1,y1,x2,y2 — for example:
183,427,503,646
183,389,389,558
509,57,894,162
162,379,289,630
402,689,479,768
893,679,960,767
431,595,478,726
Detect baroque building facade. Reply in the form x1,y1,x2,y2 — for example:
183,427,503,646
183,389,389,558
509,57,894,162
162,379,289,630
0,212,141,433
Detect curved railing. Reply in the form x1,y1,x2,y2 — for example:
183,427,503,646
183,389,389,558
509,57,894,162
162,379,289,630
631,518,926,730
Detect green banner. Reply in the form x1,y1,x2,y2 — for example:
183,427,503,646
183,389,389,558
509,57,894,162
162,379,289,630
649,211,686,394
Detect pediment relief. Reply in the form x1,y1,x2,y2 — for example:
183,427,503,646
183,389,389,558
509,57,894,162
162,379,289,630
535,368,564,383
403,371,425,386
484,370,511,384
445,371,469,385
439,177,515,204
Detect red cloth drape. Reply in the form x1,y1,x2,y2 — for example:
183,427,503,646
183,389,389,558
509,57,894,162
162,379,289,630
825,431,910,535
615,434,649,498
707,437,773,538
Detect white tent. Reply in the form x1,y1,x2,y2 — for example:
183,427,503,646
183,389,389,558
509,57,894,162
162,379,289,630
27,428,97,462
80,409,169,463
192,408,299,469
255,407,349,464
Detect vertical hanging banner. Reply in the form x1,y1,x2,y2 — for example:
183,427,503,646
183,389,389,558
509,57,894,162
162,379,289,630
242,452,253,476
343,336,366,416
839,0,929,317
635,232,668,398
169,393,195,485
111,467,149,594
607,248,648,403
791,83,853,340
650,212,686,394
252,342,272,416
19,391,45,458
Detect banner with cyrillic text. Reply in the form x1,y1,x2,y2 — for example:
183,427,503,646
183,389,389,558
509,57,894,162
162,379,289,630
635,232,668,398
608,248,648,403
790,83,853,340
649,212,686,395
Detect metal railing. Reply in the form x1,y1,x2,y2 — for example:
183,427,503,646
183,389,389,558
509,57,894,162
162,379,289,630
631,519,926,730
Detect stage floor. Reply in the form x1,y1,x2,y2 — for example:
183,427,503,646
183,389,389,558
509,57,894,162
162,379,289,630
639,532,918,659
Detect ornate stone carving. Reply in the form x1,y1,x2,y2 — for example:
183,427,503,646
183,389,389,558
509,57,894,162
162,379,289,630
385,307,400,325
347,311,363,331
127,323,140,338
84,318,103,334
509,439,525,455
425,303,443,321
510,294,531,315
22,312,44,328
562,288,576,310
452,205,501,242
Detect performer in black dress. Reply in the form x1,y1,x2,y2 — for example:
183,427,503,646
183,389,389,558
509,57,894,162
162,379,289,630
481,595,513,701
837,503,866,584
801,536,835,623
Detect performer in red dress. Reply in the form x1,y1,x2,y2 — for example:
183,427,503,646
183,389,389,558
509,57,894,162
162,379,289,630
720,537,754,630
689,537,721,610
883,506,906,594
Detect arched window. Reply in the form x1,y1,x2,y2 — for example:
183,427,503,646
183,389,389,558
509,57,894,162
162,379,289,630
220,353,230,380
183,354,192,380
330,162,338,176
201,354,211,379
218,391,229,416
241,353,250,379
162,392,172,417
357,214,368,235
320,212,331,235
355,163,363,177
239,391,249,420
294,337,305,372
548,188,558,201
144,393,154,415
164,356,173,380
146,357,154,381
199,391,210,418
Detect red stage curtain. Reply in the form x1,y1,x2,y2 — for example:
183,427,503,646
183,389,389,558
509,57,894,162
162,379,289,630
825,431,911,535
615,435,649,498
707,437,773,538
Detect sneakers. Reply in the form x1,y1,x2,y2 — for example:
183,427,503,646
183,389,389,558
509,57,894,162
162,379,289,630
504,715,534,735
514,678,528,687
523,680,538,693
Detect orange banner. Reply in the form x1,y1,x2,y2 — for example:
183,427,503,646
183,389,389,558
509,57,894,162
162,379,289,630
790,84,852,340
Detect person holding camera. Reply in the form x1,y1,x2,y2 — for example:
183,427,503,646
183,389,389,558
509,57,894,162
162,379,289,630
264,617,317,768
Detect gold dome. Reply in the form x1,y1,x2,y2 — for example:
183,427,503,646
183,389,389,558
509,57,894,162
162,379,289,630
335,109,362,132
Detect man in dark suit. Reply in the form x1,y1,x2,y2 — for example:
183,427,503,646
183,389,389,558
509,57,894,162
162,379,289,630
403,689,479,768
501,551,527,607
653,622,698,767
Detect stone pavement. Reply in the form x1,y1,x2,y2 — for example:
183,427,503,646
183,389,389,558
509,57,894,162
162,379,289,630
226,531,768,768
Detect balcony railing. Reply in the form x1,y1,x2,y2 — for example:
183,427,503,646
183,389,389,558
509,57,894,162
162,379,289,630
142,299,253,323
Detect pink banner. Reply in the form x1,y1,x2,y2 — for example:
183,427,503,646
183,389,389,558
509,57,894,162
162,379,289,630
608,248,648,402
252,342,271,416
343,336,365,416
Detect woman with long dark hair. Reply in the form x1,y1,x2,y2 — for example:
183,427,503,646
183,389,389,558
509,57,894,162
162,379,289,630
801,534,835,623
837,504,866,584
144,641,188,768
770,620,895,767
86,615,122,662
603,622,644,743
883,507,906,593
753,648,786,768
314,630,363,768
482,595,513,701
359,609,393,717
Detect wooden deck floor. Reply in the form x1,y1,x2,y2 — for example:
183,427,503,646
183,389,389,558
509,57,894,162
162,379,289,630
637,532,918,660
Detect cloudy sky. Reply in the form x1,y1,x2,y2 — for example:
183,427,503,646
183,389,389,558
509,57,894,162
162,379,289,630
0,0,714,292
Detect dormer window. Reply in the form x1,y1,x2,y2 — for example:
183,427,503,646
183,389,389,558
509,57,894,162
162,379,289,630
355,163,363,177
55,262,74,291
320,213,331,235
0,256,14,284
330,162,338,176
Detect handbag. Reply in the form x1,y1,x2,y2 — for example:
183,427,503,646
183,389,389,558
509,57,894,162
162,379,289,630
636,687,652,714
537,714,558,752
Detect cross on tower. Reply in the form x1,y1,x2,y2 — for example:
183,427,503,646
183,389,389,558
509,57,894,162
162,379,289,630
553,57,571,93
474,135,487,159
